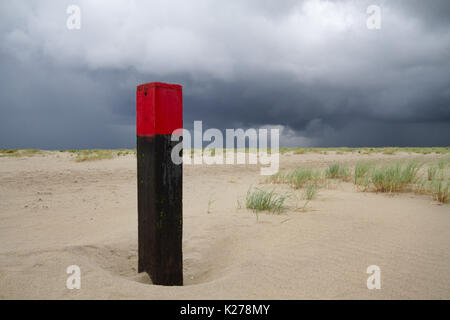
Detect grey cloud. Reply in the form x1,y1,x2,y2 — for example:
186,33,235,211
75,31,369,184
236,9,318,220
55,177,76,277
0,0,449,148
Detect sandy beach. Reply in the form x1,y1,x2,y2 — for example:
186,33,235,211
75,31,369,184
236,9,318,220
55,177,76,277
0,151,449,299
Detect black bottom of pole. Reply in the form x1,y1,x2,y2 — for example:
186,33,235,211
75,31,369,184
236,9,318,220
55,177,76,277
137,134,183,286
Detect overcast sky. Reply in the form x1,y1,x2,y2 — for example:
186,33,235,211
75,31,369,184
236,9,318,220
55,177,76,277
0,0,449,149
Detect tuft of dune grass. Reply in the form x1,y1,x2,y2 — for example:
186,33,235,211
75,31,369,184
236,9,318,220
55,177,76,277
0,148,139,159
0,149,42,157
354,162,373,185
429,178,449,204
267,167,321,189
353,160,448,203
290,168,320,189
75,150,115,162
267,157,448,204
303,181,319,200
325,163,351,181
73,150,119,162
245,187,287,214
371,162,422,193
68,149,136,162
425,159,449,203
293,148,305,154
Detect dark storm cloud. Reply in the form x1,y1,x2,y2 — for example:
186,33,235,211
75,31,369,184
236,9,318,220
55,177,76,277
392,0,450,30
0,0,449,148
0,53,134,149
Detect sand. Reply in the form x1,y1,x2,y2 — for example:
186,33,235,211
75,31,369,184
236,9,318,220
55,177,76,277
0,151,449,299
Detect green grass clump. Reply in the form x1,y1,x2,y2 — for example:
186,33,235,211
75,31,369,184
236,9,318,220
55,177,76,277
303,181,319,200
371,166,399,192
0,149,18,154
371,162,421,192
354,162,373,188
294,148,306,154
287,147,450,154
353,160,448,204
381,148,396,155
425,159,449,203
0,149,42,157
116,149,136,156
428,166,438,181
267,171,288,184
325,163,351,181
75,149,116,162
245,187,286,213
403,161,422,183
290,168,317,189
71,149,136,161
429,178,449,204
437,158,449,170
325,163,340,178
268,167,320,189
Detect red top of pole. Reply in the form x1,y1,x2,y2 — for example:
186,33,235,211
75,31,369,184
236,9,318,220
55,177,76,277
136,82,183,136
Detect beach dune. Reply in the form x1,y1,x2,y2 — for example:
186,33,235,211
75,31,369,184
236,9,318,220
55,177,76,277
0,151,449,299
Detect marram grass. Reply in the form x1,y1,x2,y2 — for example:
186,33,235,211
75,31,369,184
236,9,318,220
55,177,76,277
267,167,321,189
245,187,287,214
266,159,448,204
325,163,351,181
371,162,421,193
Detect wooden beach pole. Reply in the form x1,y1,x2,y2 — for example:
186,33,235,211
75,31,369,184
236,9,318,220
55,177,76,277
136,82,183,286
